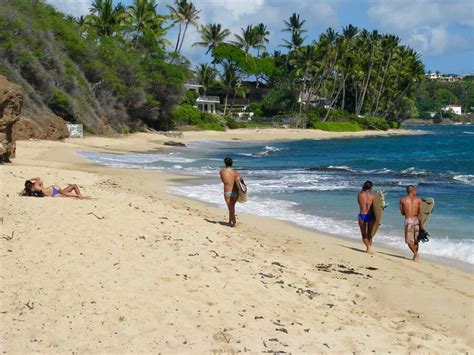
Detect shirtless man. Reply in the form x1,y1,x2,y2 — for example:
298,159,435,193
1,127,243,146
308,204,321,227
400,185,422,261
219,157,240,227
357,181,375,254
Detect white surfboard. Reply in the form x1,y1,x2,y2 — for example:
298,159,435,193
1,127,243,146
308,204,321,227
419,198,435,229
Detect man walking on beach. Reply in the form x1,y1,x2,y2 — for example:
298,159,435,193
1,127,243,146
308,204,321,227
220,157,240,227
400,185,422,262
357,181,375,254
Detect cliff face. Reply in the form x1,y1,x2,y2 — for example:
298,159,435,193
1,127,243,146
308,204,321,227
0,75,21,162
0,0,187,135
0,75,69,162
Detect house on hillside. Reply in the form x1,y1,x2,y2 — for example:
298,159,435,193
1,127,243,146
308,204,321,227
196,95,220,114
425,72,461,82
442,105,462,115
298,92,328,107
183,78,202,93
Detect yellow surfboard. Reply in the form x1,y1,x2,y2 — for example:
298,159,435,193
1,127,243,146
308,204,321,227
370,191,386,238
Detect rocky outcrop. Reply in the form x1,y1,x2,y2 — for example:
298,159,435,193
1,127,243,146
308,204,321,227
0,75,70,162
0,75,22,162
13,115,69,141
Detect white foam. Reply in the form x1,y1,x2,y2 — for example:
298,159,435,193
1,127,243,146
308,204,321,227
453,174,474,186
169,182,474,265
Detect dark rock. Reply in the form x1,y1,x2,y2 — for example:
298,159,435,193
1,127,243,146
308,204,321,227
164,140,186,147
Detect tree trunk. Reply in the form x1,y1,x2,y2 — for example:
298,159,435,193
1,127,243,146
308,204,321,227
323,77,344,122
356,45,375,116
341,74,347,111
223,91,229,115
177,22,189,53
373,52,393,116
174,23,182,53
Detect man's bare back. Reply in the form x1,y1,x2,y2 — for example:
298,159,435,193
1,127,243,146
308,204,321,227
400,185,422,261
399,195,421,218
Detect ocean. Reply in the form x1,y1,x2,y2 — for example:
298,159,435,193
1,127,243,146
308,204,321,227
79,125,474,266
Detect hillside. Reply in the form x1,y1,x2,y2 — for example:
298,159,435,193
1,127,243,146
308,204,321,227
0,0,190,134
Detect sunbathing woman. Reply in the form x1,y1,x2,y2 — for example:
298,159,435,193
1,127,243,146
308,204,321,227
20,177,86,198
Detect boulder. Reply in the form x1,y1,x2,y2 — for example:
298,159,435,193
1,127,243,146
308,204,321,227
13,115,69,141
163,140,186,147
0,75,22,162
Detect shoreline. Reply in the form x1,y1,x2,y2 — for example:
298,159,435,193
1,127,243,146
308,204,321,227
165,173,473,272
1,130,473,352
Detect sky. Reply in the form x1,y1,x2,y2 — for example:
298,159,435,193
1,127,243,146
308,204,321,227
45,0,474,74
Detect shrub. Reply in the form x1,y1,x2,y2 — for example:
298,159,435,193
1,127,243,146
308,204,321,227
171,104,201,125
261,88,297,116
388,120,401,129
312,121,362,132
225,116,245,129
249,102,264,117
197,121,225,131
183,90,198,105
201,111,222,123
351,116,390,130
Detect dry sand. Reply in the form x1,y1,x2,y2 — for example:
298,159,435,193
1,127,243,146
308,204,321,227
1,129,472,353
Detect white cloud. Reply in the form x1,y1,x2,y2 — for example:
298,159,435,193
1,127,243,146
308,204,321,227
45,0,91,17
166,0,341,64
367,0,474,55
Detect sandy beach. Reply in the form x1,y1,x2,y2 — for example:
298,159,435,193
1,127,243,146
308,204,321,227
1,129,472,353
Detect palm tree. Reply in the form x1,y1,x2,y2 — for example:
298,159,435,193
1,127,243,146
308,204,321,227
126,0,169,47
220,62,239,115
87,0,126,36
231,25,263,54
254,23,270,55
196,63,217,95
167,0,201,54
193,23,231,54
282,13,307,37
281,13,306,66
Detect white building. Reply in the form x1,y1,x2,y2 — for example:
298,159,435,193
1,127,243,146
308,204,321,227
425,72,460,82
442,105,462,115
196,95,220,114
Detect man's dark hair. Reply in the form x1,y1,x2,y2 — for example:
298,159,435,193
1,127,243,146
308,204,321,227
362,181,373,191
406,185,416,194
224,157,233,167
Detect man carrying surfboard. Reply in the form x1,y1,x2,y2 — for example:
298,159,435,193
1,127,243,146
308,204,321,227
357,181,376,254
219,157,240,227
399,185,422,262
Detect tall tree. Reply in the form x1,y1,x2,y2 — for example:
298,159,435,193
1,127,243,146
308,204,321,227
231,25,264,54
167,0,201,54
193,23,231,54
126,0,168,47
220,62,239,115
195,63,217,94
254,23,270,56
87,0,126,36
281,13,306,66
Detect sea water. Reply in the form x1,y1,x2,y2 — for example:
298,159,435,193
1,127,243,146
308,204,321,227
79,125,474,266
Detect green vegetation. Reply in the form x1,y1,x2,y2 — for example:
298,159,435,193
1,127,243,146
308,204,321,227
312,122,362,132
0,0,190,133
0,0,439,134
413,80,474,118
